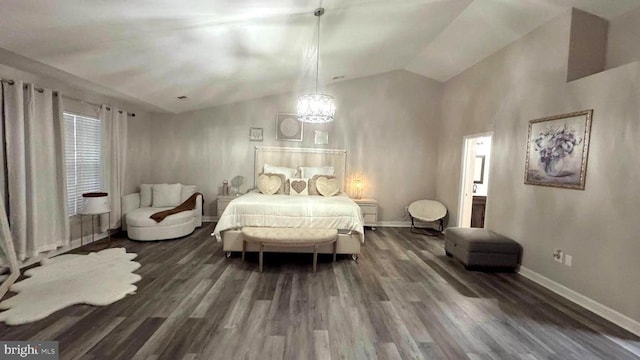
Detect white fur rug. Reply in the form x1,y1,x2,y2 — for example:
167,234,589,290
0,248,141,325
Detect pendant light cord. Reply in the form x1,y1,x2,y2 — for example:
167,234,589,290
315,9,321,93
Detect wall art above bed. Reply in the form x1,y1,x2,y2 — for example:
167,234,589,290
524,109,593,190
275,113,303,141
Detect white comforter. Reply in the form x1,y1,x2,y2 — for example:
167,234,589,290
212,191,364,243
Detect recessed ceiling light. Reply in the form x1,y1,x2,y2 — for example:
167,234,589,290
332,75,345,80
177,95,188,100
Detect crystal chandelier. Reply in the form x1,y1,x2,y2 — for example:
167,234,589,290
297,7,336,123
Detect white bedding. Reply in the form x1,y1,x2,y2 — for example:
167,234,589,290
212,191,365,243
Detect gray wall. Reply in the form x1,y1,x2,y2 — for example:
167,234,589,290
566,8,607,81
607,4,640,70
145,70,443,222
436,10,640,323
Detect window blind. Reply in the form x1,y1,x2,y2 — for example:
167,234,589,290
64,112,102,216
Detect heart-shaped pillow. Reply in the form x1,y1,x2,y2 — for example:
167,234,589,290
257,174,282,195
315,176,339,197
290,179,309,196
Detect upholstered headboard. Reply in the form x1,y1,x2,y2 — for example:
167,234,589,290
254,146,347,190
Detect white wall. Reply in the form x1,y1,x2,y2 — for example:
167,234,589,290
144,70,443,222
437,10,640,324
606,5,640,70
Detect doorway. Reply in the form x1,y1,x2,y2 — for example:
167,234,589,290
458,133,492,228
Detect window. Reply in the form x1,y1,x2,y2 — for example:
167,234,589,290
64,112,102,216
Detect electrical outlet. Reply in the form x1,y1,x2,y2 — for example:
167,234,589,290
565,254,572,267
553,248,563,263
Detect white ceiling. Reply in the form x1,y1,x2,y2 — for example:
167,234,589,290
0,0,638,113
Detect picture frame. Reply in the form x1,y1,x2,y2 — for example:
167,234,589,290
249,127,263,141
314,130,329,145
473,155,485,184
275,113,303,142
524,109,593,190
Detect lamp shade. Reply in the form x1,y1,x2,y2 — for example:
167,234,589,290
354,178,363,199
81,192,110,215
297,94,336,123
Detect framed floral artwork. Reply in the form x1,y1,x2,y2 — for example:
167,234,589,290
524,109,593,189
275,113,303,141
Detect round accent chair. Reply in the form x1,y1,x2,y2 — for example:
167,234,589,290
121,183,202,241
407,200,447,234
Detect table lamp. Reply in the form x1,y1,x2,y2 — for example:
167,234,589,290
354,178,363,200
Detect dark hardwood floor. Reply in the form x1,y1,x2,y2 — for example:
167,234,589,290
0,224,638,359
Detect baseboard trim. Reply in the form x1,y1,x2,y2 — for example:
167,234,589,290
18,232,110,270
518,266,640,337
376,221,411,227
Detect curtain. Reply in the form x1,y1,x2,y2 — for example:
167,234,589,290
0,87,8,267
99,106,127,231
1,81,69,261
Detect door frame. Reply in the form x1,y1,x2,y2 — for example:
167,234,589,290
457,131,493,227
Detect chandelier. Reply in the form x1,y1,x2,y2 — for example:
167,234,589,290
297,7,336,123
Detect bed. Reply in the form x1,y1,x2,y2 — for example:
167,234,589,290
212,146,364,259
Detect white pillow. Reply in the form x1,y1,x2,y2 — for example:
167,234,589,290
181,184,197,202
139,184,154,207
264,164,297,179
289,178,309,196
300,166,334,179
152,183,182,207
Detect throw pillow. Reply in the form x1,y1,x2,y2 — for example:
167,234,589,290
257,174,283,195
309,175,336,196
152,183,182,207
315,176,340,197
139,184,154,207
289,178,309,196
284,178,290,195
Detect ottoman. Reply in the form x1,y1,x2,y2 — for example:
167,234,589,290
444,228,521,270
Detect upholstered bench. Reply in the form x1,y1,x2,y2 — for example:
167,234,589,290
241,227,338,272
444,228,521,270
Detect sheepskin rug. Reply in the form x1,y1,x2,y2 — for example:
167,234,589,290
0,248,141,325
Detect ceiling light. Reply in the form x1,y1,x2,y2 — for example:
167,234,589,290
297,7,335,124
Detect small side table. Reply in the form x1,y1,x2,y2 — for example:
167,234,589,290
352,198,379,230
79,211,111,249
217,195,239,217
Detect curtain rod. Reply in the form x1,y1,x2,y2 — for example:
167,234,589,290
1,77,136,117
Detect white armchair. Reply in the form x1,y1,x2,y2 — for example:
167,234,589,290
121,184,203,241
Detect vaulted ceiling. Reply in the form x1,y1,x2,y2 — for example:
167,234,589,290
0,0,638,113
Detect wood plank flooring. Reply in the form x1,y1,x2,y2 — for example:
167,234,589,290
0,224,638,359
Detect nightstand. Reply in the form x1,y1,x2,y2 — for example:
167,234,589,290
217,195,238,217
352,198,378,230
